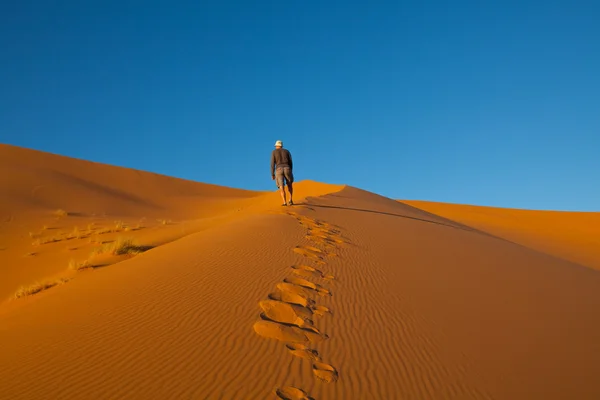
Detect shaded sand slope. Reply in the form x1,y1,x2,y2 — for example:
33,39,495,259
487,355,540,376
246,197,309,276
0,143,265,299
0,143,258,218
298,188,600,399
404,200,600,271
1,184,599,399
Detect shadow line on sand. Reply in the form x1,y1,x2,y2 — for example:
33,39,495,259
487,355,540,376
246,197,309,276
295,201,597,274
296,202,478,233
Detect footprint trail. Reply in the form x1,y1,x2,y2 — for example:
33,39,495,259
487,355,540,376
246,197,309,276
252,210,349,398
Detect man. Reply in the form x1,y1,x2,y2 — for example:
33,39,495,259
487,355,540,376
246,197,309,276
270,140,294,206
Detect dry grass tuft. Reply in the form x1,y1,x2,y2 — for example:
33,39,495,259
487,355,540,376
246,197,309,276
65,226,84,240
114,220,125,230
13,278,70,299
92,237,151,256
68,259,91,271
32,235,63,246
53,209,68,218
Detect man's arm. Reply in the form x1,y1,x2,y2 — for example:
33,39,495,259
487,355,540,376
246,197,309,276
270,151,275,177
288,150,293,170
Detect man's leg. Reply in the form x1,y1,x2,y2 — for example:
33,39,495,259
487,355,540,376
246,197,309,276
285,168,294,205
287,182,293,204
279,184,287,205
276,170,287,205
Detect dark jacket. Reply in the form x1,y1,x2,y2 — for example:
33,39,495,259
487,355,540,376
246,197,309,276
271,148,293,177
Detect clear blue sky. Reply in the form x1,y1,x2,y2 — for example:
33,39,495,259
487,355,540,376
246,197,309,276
1,1,598,211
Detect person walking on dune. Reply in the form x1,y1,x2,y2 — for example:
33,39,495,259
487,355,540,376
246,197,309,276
271,140,294,206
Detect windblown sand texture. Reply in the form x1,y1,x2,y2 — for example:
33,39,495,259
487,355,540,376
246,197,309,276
1,144,600,399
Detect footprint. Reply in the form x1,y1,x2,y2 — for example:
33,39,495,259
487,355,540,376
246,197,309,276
305,236,338,251
253,320,307,343
308,228,346,242
305,232,336,242
284,277,331,296
259,300,313,326
312,362,339,383
286,343,321,361
295,217,315,227
268,291,314,308
307,234,337,244
292,268,318,278
284,277,318,290
299,325,329,343
255,318,327,343
275,386,313,400
291,265,335,281
277,282,310,298
304,245,323,253
293,246,324,261
311,305,332,317
291,265,322,278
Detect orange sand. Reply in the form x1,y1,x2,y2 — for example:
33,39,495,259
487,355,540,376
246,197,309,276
1,144,599,399
404,200,600,271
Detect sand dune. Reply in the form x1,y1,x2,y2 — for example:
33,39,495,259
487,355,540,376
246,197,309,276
404,200,600,271
0,143,265,300
1,145,600,399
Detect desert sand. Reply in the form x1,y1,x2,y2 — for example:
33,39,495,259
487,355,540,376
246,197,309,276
404,200,600,271
1,143,599,399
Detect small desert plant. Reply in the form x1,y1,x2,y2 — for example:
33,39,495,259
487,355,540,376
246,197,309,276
32,236,62,246
24,252,37,257
13,278,70,299
66,226,81,239
53,209,68,218
29,231,39,239
97,227,112,235
114,220,125,230
68,259,91,271
42,225,49,230
92,237,147,256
